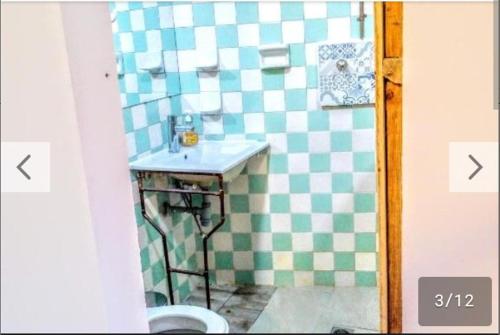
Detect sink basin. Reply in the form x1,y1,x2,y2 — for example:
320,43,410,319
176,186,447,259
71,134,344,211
129,140,269,187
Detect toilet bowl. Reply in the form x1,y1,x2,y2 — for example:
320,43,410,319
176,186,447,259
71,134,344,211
147,305,229,333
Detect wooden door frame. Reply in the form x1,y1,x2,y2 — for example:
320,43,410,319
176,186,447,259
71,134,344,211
375,2,403,333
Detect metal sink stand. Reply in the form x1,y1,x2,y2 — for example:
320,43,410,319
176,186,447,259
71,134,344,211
136,170,226,310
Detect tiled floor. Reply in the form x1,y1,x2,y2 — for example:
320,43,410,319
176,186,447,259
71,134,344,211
249,286,379,333
183,285,379,333
184,284,277,333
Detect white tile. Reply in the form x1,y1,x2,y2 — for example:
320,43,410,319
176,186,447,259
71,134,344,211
284,67,307,89
130,10,145,31
266,133,288,154
173,4,193,28
290,194,312,213
218,48,240,70
258,2,281,22
334,233,355,251
282,21,305,44
142,268,153,291
332,193,354,213
308,132,330,153
314,252,334,271
249,194,270,213
152,74,166,92
237,24,260,47
252,232,273,251
233,251,254,270
307,88,320,110
354,213,377,232
288,153,310,173
115,2,129,12
353,172,376,193
352,129,375,152
244,113,265,133
355,253,376,271
310,173,332,193
215,270,235,284
331,152,353,172
294,271,314,286
163,51,178,72
120,32,134,53
225,134,246,141
231,214,252,233
195,26,216,51
254,270,274,285
159,6,174,28
222,92,243,113
198,72,220,92
124,74,138,93
142,2,157,9
228,174,248,194
176,50,197,72
311,214,333,232
247,155,268,174
268,174,290,194
213,232,233,251
202,115,224,135
334,271,355,287
330,109,353,130
241,69,262,91
131,104,147,129
273,252,293,270
286,111,308,133
270,214,292,232
305,43,319,65
148,124,163,149
146,30,162,52
264,90,285,112
304,2,327,19
214,2,236,25
292,233,313,251
181,93,200,113
327,17,351,42
126,133,137,158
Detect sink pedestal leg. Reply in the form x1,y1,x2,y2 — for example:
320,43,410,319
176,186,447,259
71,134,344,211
136,171,226,310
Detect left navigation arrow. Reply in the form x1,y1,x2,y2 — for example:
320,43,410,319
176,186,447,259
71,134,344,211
16,154,31,180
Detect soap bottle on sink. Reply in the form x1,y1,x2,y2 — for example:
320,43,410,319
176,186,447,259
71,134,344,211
177,115,199,147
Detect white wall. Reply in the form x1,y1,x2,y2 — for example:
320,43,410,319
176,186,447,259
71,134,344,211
1,3,148,332
403,2,498,333
60,3,148,332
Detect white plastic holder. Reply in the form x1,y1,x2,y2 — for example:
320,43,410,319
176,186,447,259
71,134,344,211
258,44,290,70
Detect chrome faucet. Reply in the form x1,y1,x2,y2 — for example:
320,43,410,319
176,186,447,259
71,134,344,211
168,116,181,153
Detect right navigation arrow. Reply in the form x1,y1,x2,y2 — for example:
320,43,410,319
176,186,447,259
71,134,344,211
468,154,483,180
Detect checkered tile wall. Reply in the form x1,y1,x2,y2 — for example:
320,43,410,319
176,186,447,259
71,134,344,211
112,1,378,302
169,1,378,288
110,1,181,107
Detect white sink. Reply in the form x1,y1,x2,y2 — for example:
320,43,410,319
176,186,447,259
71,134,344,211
129,140,269,186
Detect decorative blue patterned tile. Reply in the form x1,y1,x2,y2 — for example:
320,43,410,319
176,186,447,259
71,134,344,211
318,41,374,106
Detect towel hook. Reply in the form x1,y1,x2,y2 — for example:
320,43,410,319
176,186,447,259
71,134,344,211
357,2,367,39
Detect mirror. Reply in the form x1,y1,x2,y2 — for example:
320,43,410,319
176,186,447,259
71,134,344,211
109,2,181,108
